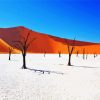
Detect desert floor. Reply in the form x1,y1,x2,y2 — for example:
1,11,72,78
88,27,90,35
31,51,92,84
0,54,100,100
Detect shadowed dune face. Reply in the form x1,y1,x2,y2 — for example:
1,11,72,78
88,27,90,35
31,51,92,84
0,26,100,54
48,35,98,46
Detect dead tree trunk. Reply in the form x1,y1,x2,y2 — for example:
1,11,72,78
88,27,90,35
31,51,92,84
9,47,13,60
86,53,88,60
76,51,79,57
9,51,11,60
58,51,61,58
44,51,46,57
94,53,95,58
68,54,71,65
22,53,27,69
67,46,74,66
67,38,75,66
83,48,85,60
94,52,97,58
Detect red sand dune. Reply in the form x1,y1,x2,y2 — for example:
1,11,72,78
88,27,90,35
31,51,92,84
0,26,100,54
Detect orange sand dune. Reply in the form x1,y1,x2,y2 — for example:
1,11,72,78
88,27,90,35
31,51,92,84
0,26,99,54
74,44,100,54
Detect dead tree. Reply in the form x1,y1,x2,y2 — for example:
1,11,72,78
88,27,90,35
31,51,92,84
9,47,13,60
58,51,61,58
94,53,96,58
83,48,85,60
76,50,79,57
94,52,97,58
13,31,36,69
67,38,75,66
86,53,88,60
44,51,46,57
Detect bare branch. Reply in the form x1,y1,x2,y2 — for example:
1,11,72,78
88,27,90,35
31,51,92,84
13,41,24,47
71,46,75,54
67,44,70,54
26,38,36,50
25,30,32,45
70,38,75,54
9,47,13,52
13,43,23,52
72,38,76,46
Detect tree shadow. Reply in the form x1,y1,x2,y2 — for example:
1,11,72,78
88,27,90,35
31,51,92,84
27,68,64,75
73,65,100,69
58,64,100,69
10,59,19,62
59,64,65,65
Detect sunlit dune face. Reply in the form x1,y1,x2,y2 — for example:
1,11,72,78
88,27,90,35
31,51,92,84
47,37,67,53
0,39,19,53
74,45,100,54
0,39,9,53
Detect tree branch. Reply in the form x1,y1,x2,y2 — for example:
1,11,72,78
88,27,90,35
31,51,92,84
13,41,24,47
26,38,36,50
25,30,32,45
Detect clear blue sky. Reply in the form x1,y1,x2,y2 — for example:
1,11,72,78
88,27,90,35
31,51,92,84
0,0,100,43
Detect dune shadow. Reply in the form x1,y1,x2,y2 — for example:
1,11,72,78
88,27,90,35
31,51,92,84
27,68,64,75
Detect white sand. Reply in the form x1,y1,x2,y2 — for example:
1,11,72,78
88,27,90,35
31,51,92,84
0,54,100,100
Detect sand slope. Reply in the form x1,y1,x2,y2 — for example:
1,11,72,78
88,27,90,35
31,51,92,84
0,26,99,54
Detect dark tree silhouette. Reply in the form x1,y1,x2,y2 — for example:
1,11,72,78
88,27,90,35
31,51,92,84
86,52,88,60
67,38,75,66
94,53,95,58
44,51,46,58
13,31,36,69
94,52,97,58
9,47,13,60
76,50,79,57
83,48,85,60
58,51,61,58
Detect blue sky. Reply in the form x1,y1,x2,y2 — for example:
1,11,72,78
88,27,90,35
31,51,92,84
0,0,100,43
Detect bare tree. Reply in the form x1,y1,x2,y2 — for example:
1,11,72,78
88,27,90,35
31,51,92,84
76,50,79,57
86,52,88,60
44,51,46,57
13,31,36,69
8,47,13,60
83,48,85,60
94,53,96,58
94,52,97,58
58,51,61,58
67,38,75,66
